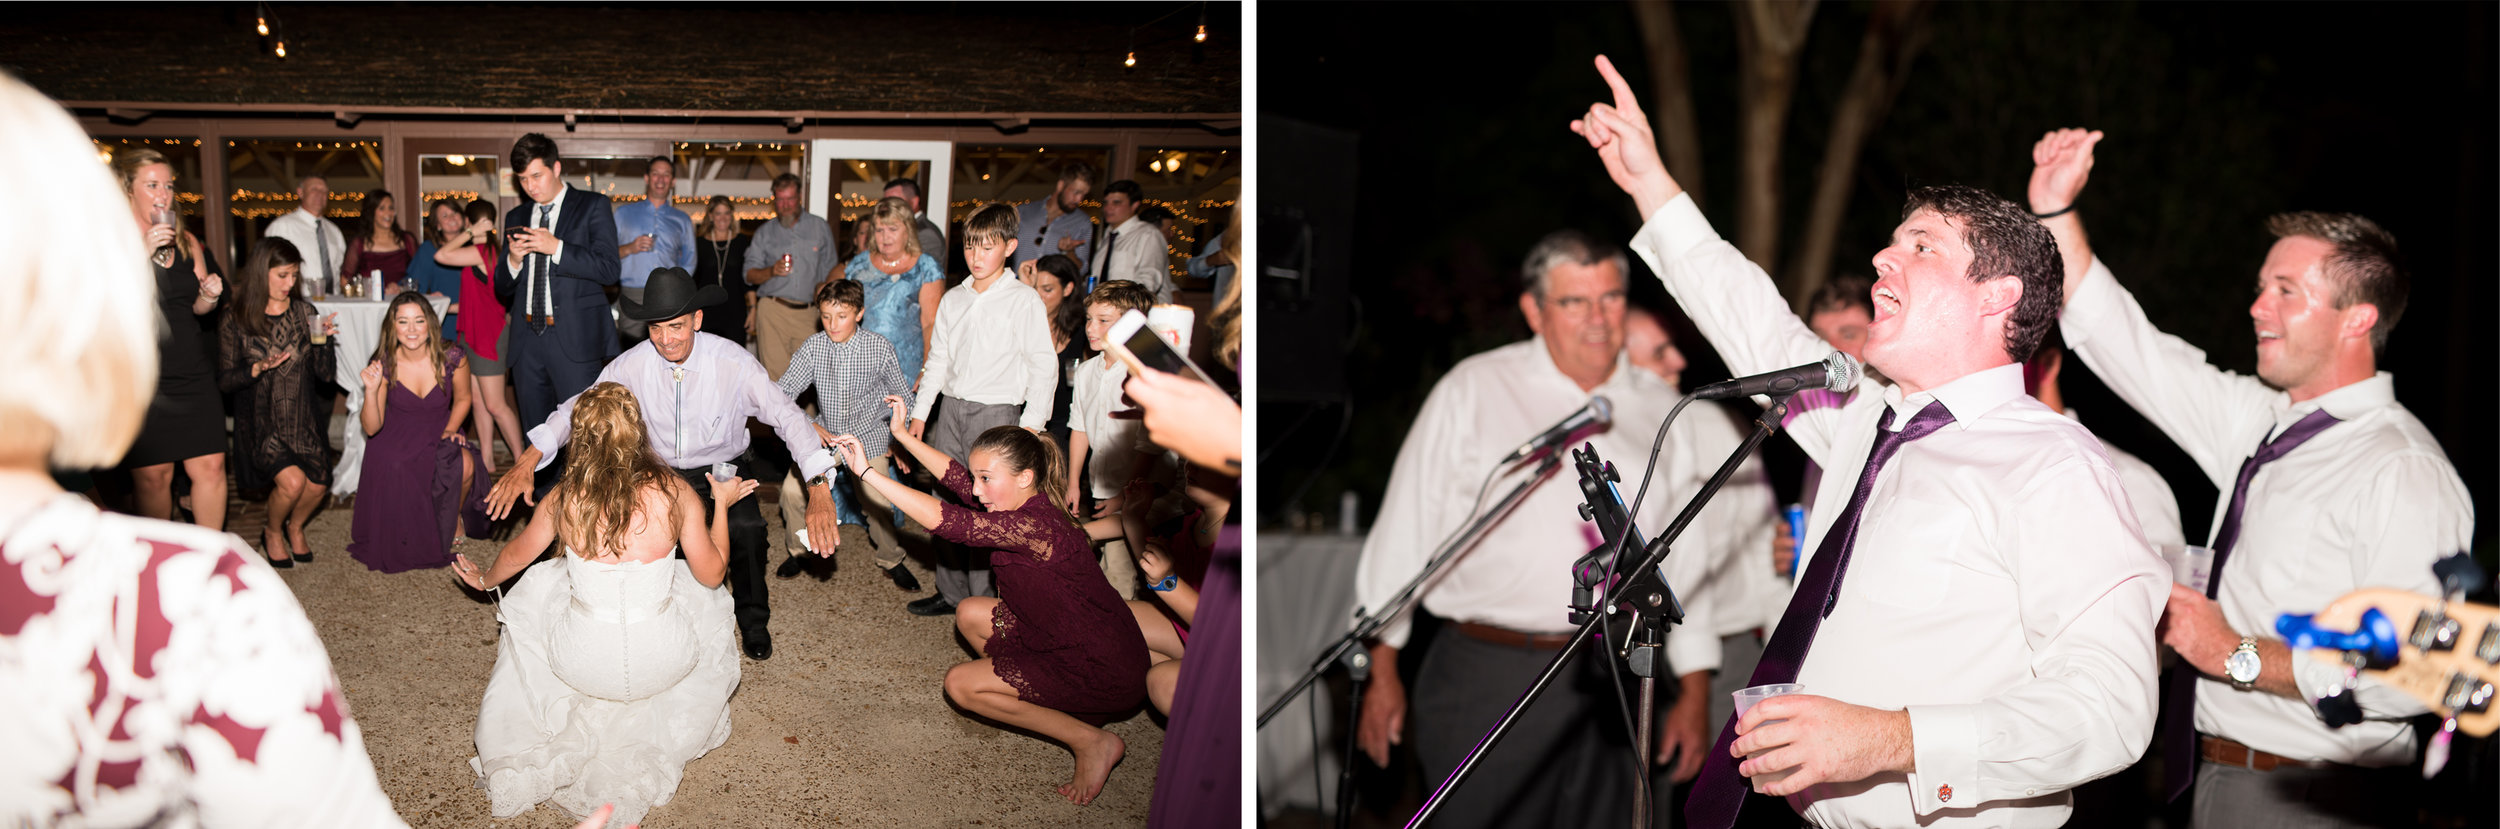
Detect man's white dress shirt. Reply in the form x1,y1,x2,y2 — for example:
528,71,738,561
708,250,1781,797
1635,193,2166,828
266,206,345,293
2063,256,2469,766
911,274,1058,430
1091,216,1173,302
1351,341,1711,649
2073,408,2186,555
1659,402,1784,675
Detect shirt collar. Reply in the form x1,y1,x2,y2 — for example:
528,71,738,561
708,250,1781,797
1112,216,1151,234
1879,362,2024,431
1525,335,1640,398
2287,371,2395,422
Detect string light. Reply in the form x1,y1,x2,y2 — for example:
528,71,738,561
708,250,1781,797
257,16,268,36
1195,24,1207,43
1124,51,1136,69
274,40,286,59
445,155,468,166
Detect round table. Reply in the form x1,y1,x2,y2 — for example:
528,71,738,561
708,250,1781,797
311,294,451,496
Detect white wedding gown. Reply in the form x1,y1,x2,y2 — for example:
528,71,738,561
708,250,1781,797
470,551,739,826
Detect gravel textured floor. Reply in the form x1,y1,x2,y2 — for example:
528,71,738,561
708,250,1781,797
251,495,1161,828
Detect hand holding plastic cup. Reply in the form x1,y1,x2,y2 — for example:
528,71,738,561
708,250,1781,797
2164,544,2214,593
709,462,737,482
1733,683,1805,788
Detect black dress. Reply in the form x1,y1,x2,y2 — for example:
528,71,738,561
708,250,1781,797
692,232,753,345
217,303,338,492
124,244,228,468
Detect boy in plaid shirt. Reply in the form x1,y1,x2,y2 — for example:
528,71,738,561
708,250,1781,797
775,278,917,590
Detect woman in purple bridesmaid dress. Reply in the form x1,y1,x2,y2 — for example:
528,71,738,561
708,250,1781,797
348,292,483,573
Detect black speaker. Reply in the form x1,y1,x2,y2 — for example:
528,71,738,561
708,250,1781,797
1259,116,1357,405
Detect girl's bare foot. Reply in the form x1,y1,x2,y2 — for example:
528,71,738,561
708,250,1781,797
1054,728,1125,806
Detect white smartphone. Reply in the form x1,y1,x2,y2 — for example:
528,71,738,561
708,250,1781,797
1104,308,1220,388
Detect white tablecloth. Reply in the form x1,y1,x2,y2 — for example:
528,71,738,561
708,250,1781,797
311,295,450,496
1256,531,1366,817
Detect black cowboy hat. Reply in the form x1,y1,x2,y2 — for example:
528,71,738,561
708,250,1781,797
620,267,727,322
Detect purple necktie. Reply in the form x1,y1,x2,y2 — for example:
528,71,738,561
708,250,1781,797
1687,400,1956,829
2160,407,2342,800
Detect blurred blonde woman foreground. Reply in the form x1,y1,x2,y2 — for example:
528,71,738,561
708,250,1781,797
0,73,638,829
454,382,753,827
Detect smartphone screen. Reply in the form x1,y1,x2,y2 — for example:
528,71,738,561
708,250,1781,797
1106,309,1225,391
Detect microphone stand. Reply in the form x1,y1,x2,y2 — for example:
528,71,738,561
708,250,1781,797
1406,397,1789,829
1255,449,1566,829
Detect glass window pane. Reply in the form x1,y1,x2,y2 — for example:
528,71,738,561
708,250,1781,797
225,138,386,266
671,141,809,231
1132,147,1239,291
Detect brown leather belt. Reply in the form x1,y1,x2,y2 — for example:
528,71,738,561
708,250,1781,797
768,296,811,309
1452,621,1575,650
2200,736,2333,771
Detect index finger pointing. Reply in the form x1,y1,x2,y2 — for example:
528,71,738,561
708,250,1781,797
1593,55,1645,118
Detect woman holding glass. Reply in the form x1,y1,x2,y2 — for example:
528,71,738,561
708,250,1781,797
217,238,341,567
115,147,229,531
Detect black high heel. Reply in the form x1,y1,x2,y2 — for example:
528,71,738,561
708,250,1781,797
263,531,294,569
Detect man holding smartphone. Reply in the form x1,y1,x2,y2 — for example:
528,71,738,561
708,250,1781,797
494,132,622,437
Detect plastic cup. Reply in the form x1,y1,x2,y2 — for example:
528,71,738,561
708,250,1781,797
792,527,813,553
710,462,737,482
1145,304,1195,352
1732,683,1805,787
2164,545,2214,593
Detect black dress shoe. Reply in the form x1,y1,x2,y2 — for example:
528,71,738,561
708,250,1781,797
905,594,955,617
741,628,772,660
265,555,293,569
293,551,313,563
774,555,807,579
884,563,921,592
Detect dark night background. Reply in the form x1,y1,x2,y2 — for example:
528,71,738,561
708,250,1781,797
1258,1,2497,574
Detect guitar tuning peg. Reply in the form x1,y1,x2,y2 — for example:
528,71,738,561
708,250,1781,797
2424,717,2457,779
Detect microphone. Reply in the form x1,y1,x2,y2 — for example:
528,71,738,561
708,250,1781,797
1690,352,1860,400
1501,396,1612,464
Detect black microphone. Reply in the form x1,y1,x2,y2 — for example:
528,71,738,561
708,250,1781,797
1690,352,1861,400
1501,396,1612,464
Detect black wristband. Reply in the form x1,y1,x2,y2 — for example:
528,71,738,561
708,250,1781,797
2032,203,2076,219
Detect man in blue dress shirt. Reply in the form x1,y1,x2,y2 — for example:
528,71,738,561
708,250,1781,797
613,156,697,344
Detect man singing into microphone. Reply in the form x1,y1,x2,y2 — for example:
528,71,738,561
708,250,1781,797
1350,229,1746,828
1576,56,2166,829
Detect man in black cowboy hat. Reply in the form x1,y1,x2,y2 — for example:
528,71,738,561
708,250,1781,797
487,267,843,661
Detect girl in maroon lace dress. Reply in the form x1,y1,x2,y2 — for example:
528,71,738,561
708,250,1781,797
342,189,411,293
829,396,1148,806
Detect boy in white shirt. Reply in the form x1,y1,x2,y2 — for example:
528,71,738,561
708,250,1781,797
1067,280,1160,600
902,203,1058,616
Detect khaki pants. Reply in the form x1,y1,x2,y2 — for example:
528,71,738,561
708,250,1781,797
1099,537,1140,601
755,297,816,380
780,454,903,568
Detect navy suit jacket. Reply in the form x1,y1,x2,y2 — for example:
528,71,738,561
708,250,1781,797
495,185,622,364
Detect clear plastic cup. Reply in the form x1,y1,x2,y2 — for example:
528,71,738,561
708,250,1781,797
710,462,737,482
2164,545,2213,593
1732,683,1805,787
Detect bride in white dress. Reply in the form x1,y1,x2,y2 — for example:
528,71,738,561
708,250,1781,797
451,382,755,826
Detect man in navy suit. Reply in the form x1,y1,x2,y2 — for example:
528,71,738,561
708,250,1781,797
495,132,622,433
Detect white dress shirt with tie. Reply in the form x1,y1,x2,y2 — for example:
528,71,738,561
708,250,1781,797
266,206,345,294
1635,192,2166,828
1090,216,1173,302
515,187,570,320
2062,256,2467,766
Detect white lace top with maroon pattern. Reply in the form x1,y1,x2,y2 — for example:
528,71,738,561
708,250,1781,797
0,495,404,827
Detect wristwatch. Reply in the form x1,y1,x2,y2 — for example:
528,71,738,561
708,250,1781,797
2224,636,2262,689
806,472,832,489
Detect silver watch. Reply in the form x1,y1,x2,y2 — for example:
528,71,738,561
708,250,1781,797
2224,636,2261,689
